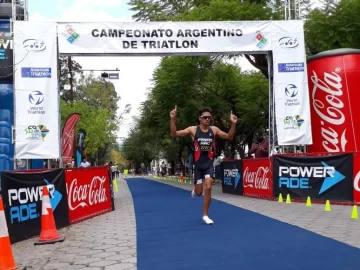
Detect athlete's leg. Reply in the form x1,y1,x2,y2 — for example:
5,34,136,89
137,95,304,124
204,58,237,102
202,166,215,224
192,167,203,197
203,177,214,216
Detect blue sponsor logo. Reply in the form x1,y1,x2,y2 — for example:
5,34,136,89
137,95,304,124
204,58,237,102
223,166,241,189
8,180,62,224
0,49,5,60
278,162,345,194
278,62,304,73
22,67,51,78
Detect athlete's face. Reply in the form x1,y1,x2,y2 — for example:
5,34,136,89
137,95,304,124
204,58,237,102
199,112,212,126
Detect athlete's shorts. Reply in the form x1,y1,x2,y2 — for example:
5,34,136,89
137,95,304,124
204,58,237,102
193,165,215,185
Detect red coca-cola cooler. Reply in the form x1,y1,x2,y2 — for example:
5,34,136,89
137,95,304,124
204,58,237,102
307,49,360,153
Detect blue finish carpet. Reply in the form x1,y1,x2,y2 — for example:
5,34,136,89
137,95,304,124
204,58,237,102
126,178,360,270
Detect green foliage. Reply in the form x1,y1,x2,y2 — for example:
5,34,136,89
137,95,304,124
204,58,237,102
61,99,118,162
122,55,269,164
305,0,360,55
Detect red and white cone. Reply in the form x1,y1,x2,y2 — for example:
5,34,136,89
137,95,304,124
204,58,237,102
0,196,17,270
34,186,65,245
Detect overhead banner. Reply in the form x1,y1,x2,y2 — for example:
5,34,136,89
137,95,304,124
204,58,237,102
273,154,353,201
55,20,311,145
13,22,60,159
0,169,69,243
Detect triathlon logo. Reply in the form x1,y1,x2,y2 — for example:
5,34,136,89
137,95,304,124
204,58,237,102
283,115,304,130
253,31,268,49
62,25,80,44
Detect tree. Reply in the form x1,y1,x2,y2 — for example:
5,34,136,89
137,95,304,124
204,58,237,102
122,55,269,167
305,0,360,55
59,57,83,101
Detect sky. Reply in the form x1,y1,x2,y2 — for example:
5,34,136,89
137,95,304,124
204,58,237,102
27,0,322,142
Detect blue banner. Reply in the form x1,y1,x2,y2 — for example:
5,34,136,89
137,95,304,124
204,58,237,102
21,67,52,78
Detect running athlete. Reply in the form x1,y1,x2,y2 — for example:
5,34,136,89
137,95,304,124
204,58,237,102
170,106,237,224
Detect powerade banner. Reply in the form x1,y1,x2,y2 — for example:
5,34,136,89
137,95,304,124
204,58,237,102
221,160,243,195
0,169,70,243
273,154,353,201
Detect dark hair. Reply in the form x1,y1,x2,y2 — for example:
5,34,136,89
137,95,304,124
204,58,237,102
198,107,212,116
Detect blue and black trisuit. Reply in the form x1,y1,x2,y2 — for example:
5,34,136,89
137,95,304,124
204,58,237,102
193,125,216,184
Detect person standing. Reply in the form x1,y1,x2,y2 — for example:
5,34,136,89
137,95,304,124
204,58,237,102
249,131,269,158
170,106,237,224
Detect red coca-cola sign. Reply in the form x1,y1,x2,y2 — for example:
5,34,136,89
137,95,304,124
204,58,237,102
353,153,360,203
65,166,112,224
242,158,272,198
307,50,360,153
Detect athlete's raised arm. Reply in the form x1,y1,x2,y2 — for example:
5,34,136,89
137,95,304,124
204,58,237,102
212,111,238,140
170,105,193,137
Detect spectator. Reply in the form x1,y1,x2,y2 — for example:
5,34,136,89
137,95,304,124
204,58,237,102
249,131,269,158
80,157,90,167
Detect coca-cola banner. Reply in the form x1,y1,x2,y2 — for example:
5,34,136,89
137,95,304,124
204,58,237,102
0,169,70,243
243,158,272,198
307,50,360,153
273,154,353,201
221,160,243,195
353,153,360,203
65,166,112,224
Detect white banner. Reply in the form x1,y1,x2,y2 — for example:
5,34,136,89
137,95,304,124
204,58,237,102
56,20,312,145
58,21,272,55
271,21,312,145
14,22,60,159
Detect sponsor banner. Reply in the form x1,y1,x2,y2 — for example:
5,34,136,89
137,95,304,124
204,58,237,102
273,154,353,201
62,113,81,163
58,21,272,55
221,160,243,195
353,153,360,203
243,158,272,198
307,52,360,153
270,21,312,145
14,21,60,159
65,166,112,224
0,169,69,243
0,34,13,82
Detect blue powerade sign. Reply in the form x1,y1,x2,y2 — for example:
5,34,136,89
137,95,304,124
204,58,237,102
273,154,353,201
221,160,243,195
8,180,62,224
0,169,70,244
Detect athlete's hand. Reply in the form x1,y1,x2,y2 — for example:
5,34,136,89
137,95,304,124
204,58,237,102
170,105,177,119
230,111,238,123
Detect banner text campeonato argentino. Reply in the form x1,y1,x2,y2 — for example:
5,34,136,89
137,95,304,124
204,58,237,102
91,28,244,49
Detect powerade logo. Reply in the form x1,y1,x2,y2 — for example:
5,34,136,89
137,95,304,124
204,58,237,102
8,180,62,224
278,162,345,194
223,167,240,189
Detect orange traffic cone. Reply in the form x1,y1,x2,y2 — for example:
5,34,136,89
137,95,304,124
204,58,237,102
0,196,17,270
34,186,65,245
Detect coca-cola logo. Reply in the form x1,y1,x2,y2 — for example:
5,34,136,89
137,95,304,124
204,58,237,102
243,166,270,190
311,68,348,152
67,176,107,211
354,171,360,192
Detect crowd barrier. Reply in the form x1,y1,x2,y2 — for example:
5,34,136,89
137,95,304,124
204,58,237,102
0,166,115,243
221,152,360,205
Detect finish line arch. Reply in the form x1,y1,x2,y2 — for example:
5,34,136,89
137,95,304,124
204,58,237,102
13,20,312,160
